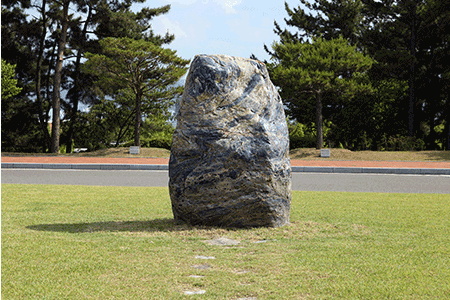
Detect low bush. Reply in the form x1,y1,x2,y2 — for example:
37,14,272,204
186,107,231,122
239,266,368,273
288,120,331,149
141,131,173,150
123,132,173,150
385,135,425,151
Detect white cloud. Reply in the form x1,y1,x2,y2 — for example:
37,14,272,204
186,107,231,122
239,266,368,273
165,0,199,5
213,0,242,14
155,16,189,38
163,0,241,14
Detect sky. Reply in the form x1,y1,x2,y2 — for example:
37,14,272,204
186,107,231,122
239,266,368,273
134,0,301,63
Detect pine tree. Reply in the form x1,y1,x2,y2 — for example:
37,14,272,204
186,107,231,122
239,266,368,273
363,0,450,147
268,0,449,149
270,36,373,149
82,37,189,147
268,0,364,48
64,1,175,152
1,2,45,152
1,59,22,99
2,0,179,152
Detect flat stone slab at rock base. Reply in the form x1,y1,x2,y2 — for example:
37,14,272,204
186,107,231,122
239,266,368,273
204,237,241,246
191,264,212,270
188,275,205,278
169,54,292,228
195,255,216,259
184,290,206,295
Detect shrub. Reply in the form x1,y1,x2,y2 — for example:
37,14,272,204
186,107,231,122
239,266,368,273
385,135,425,151
140,131,173,150
288,120,331,149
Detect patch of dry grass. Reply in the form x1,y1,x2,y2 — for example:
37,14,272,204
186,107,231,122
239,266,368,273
2,147,449,161
71,147,171,158
2,147,171,158
289,148,450,161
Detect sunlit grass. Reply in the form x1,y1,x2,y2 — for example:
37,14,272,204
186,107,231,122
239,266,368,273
2,184,449,299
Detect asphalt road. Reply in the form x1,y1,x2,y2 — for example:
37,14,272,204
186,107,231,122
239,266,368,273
2,169,450,194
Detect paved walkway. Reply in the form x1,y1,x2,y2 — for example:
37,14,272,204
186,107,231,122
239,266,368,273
2,156,450,175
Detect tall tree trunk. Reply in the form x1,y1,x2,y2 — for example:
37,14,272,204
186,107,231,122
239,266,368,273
66,5,93,153
51,0,69,153
36,0,52,152
316,90,323,149
45,39,57,127
408,0,417,137
116,110,135,147
134,91,142,147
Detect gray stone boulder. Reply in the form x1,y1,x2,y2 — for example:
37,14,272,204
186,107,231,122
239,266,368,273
169,54,291,228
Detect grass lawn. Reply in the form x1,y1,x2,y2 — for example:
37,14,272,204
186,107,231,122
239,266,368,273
2,184,450,299
2,147,450,161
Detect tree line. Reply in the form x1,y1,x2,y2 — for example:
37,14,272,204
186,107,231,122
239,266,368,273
262,0,449,150
2,0,449,153
2,0,188,153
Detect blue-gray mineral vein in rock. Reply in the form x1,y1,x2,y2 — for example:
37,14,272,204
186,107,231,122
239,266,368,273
169,54,291,228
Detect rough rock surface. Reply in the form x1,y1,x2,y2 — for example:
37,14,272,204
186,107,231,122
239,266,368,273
169,54,291,228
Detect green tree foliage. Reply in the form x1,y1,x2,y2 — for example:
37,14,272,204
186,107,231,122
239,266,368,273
82,37,189,147
268,0,450,150
272,0,364,45
1,59,42,152
362,0,449,148
1,0,181,152
68,97,132,150
1,59,22,99
139,115,175,150
270,36,373,149
288,119,332,149
64,1,175,152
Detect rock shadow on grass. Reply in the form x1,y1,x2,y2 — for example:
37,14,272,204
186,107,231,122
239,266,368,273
26,218,250,234
26,218,196,233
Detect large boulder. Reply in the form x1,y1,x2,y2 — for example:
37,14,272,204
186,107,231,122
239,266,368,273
169,54,291,228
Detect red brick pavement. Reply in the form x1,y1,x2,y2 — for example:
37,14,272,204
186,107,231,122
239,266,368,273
2,156,450,169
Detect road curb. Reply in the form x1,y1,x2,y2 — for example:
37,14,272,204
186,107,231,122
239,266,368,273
1,163,168,171
3,163,450,175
